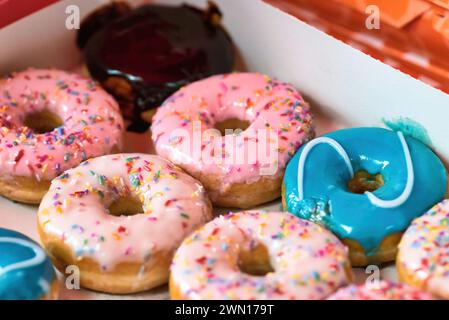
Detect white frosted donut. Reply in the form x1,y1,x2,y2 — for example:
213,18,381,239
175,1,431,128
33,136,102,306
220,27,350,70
170,211,352,300
37,153,213,294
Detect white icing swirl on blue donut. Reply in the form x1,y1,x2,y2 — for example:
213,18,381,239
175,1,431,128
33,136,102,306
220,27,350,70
297,137,353,201
0,228,55,300
0,237,46,277
297,131,414,208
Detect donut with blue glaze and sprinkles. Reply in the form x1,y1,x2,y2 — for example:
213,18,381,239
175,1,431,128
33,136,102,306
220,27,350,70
282,127,447,266
0,228,58,300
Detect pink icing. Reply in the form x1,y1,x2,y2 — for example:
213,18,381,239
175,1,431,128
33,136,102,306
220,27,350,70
327,281,433,300
151,73,313,186
170,211,351,300
37,153,212,270
0,69,123,180
398,199,449,298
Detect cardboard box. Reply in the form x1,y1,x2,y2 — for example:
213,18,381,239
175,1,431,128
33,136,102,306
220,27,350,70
0,0,443,299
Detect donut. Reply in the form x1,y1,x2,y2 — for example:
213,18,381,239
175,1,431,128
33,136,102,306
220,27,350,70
397,199,449,299
327,280,433,300
0,69,124,204
152,73,314,208
170,211,352,300
0,228,58,300
283,127,446,266
80,2,234,131
37,153,213,294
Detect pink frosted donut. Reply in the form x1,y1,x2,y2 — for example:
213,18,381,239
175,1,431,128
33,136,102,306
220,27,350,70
170,211,352,300
37,153,213,294
152,73,314,208
327,281,433,300
398,199,449,299
0,69,124,203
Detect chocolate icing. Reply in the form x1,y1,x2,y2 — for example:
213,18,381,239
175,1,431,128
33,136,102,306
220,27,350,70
81,3,234,132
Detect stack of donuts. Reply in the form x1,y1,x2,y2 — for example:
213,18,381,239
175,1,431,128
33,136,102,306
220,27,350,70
1,2,449,301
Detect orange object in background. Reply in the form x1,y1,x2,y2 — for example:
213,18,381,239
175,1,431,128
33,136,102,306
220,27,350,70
428,0,449,10
266,0,449,94
0,0,60,29
337,0,431,28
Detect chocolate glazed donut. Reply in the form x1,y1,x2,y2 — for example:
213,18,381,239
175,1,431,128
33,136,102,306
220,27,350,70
78,2,235,132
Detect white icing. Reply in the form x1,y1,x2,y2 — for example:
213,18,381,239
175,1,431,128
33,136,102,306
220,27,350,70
364,131,414,208
297,131,414,209
297,137,353,200
0,237,46,276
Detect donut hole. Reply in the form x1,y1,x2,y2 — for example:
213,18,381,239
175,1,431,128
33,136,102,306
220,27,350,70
214,118,250,136
108,195,144,216
237,242,274,276
347,170,384,194
24,110,63,134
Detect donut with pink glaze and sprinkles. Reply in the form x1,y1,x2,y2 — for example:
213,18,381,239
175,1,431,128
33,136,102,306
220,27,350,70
37,153,213,294
170,211,352,300
398,199,449,299
0,69,124,203
152,73,314,208
327,281,433,300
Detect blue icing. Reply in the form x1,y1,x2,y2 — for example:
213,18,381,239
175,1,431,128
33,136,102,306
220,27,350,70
383,117,432,147
0,228,55,300
283,127,447,255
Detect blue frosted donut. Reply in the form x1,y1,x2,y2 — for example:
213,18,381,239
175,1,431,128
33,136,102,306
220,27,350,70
282,127,447,266
0,228,57,300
